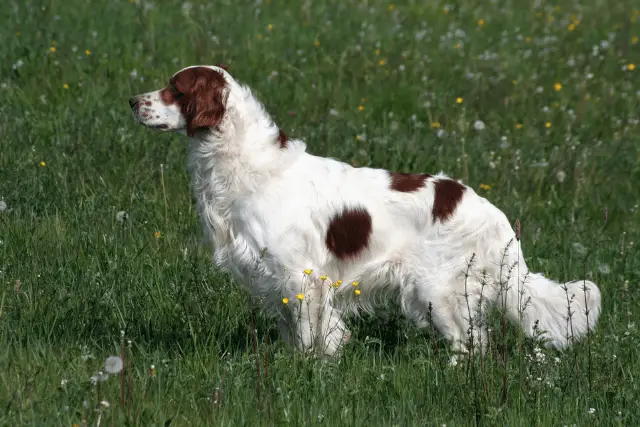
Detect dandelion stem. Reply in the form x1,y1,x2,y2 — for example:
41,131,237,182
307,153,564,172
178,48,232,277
160,163,168,227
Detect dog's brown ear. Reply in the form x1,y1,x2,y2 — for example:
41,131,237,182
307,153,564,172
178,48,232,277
215,63,229,71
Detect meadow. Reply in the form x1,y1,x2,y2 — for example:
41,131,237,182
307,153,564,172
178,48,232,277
1,0,639,425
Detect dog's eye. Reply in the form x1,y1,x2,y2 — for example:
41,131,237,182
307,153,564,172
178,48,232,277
169,85,183,97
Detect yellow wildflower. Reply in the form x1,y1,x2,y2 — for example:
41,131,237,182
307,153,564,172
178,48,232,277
627,64,636,71
85,49,91,55
375,49,381,56
332,280,343,288
524,36,532,43
554,82,562,91
545,122,552,129
49,46,56,53
515,123,523,129
296,293,305,301
355,289,361,296
456,97,463,104
282,297,289,304
154,231,162,238
313,39,320,47
303,269,313,275
388,4,395,12
267,24,273,31
477,18,485,27
352,281,359,287
40,161,46,167
431,122,441,128
320,275,328,281
632,36,639,45
479,184,491,191
63,83,69,89
379,59,386,66
357,105,364,112
568,23,576,31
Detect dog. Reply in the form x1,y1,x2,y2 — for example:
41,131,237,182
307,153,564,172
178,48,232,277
129,65,601,357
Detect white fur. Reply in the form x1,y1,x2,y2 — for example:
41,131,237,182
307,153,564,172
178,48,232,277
131,65,602,356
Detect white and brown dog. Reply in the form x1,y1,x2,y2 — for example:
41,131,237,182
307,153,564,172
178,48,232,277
129,65,601,356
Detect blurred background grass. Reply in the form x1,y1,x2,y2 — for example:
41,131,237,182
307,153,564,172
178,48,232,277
0,0,639,425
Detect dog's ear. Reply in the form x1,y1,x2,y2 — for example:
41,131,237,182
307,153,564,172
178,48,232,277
181,69,228,136
215,63,230,71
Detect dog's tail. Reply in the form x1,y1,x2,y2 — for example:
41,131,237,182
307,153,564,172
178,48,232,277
504,271,601,349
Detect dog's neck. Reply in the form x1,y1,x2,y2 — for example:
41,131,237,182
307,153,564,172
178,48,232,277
186,84,306,254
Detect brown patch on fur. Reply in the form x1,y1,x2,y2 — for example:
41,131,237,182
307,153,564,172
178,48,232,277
159,67,228,136
389,172,432,192
432,179,466,223
325,207,372,260
215,63,230,71
277,129,288,149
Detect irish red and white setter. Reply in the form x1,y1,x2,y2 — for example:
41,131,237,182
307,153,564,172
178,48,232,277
129,65,601,357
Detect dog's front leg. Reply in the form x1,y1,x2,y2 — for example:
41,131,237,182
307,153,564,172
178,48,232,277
278,274,350,358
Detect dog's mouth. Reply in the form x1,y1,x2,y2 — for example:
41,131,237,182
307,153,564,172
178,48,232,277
147,123,170,131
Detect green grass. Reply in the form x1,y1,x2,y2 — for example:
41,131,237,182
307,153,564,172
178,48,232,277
1,0,639,425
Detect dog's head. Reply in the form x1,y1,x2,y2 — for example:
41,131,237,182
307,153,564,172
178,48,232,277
129,64,231,136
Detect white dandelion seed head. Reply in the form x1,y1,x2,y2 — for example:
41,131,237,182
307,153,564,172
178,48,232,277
100,400,110,408
556,170,566,183
116,210,128,223
588,407,596,414
0,200,7,213
473,120,486,131
104,356,124,374
572,242,587,256
597,263,611,275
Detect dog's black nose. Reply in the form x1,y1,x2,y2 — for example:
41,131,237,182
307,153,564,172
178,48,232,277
128,97,138,108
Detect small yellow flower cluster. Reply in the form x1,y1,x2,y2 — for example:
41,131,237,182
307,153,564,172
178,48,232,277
515,123,523,130
303,269,312,275
431,122,441,129
554,82,562,91
296,293,304,301
479,184,491,191
267,24,273,31
282,297,289,304
545,122,552,129
154,231,162,238
456,97,463,104
626,64,636,71
332,280,343,288
320,275,328,281
40,161,46,167
477,18,485,27
63,83,69,89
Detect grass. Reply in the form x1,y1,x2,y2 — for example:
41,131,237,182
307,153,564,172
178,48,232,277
1,0,639,425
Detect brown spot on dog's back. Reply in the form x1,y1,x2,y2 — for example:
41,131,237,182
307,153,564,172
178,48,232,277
277,129,288,148
389,172,432,192
432,179,466,223
326,207,372,260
